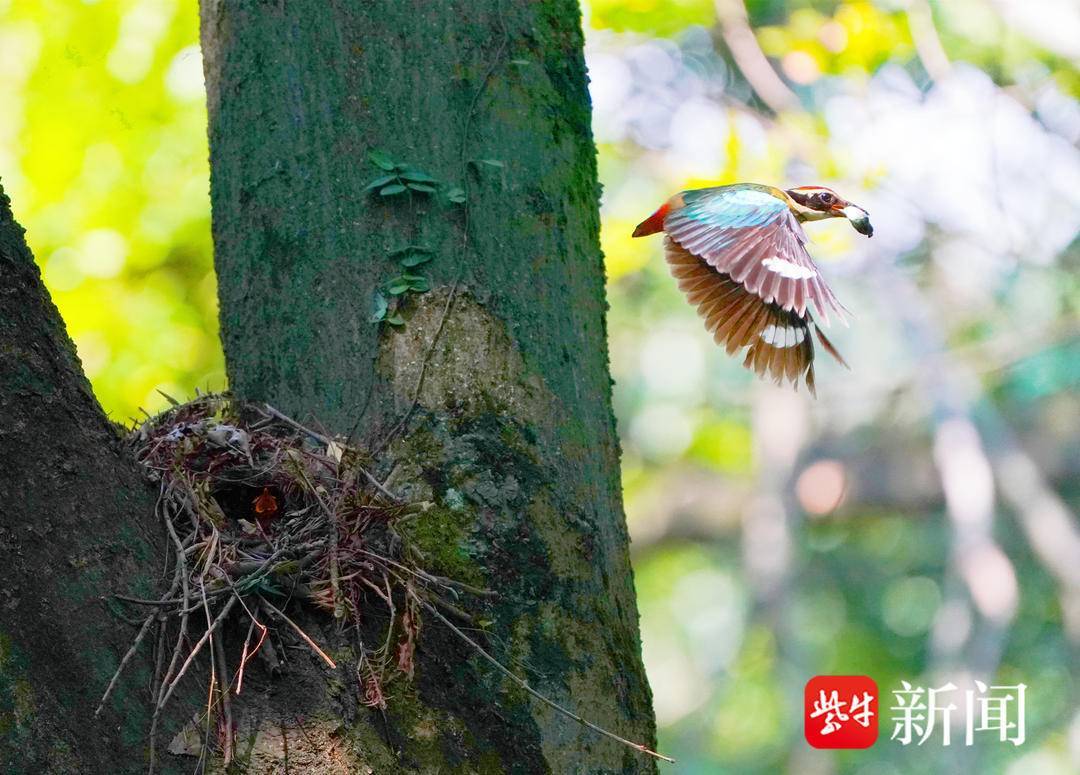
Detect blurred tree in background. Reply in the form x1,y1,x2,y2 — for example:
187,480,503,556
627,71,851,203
2,0,1078,772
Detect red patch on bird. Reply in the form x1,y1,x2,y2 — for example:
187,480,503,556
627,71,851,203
253,487,279,521
632,202,671,237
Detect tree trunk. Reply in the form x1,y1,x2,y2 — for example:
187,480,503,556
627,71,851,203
0,187,198,772
199,0,655,772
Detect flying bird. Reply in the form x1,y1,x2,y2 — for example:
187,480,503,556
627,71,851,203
632,183,873,396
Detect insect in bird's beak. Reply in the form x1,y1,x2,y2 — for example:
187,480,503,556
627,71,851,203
840,203,873,237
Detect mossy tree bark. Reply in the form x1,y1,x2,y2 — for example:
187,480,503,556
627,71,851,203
200,0,656,772
0,187,199,772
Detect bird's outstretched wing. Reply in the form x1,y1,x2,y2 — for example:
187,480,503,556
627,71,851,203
664,186,846,323
665,238,846,396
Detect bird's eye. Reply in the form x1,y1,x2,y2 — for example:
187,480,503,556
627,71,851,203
819,192,835,205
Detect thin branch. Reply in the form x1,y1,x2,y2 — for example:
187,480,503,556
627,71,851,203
372,277,460,457
264,402,401,502
156,594,239,713
415,594,674,764
213,627,235,766
259,597,337,669
236,615,269,695
94,611,159,717
200,579,218,774
262,403,331,446
150,488,192,775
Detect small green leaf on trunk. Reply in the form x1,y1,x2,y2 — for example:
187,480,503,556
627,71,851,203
388,244,434,258
368,149,396,170
399,170,438,183
399,252,433,267
363,174,397,192
369,291,388,322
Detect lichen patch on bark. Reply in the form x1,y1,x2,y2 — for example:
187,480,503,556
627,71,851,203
379,288,553,423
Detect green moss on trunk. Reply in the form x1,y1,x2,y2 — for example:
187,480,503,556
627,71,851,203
202,0,656,771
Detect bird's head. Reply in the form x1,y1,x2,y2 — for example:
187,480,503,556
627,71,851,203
784,186,873,237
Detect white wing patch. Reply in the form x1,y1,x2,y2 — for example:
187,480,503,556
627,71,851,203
762,256,816,279
760,324,807,348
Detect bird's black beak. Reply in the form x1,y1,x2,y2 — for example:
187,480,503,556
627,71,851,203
841,203,873,237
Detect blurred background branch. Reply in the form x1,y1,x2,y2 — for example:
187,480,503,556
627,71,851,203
714,0,799,113
905,0,952,83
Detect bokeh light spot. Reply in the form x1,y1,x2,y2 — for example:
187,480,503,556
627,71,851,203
882,576,941,637
796,458,848,516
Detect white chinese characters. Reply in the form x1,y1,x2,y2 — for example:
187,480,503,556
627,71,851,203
889,681,1026,746
809,689,875,735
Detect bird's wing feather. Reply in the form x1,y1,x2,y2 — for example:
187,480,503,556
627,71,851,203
664,187,845,323
664,236,824,395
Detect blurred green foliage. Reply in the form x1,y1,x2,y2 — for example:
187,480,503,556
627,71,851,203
591,0,717,36
592,0,1079,772
1,0,220,420
2,1,1078,773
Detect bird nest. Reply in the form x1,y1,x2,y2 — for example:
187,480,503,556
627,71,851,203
98,393,670,769
96,394,480,770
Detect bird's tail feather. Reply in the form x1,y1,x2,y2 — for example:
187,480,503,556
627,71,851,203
811,317,850,370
